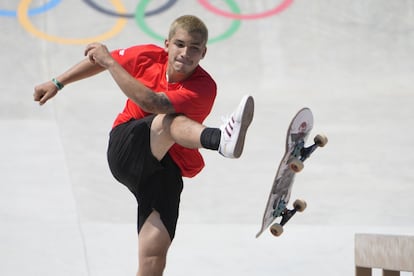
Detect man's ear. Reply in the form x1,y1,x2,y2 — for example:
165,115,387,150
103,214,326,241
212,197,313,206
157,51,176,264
201,47,207,59
164,39,169,52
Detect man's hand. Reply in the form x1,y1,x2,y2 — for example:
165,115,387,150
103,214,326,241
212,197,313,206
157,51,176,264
84,42,115,69
33,81,58,105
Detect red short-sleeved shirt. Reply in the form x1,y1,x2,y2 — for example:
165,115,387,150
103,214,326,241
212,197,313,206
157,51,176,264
111,44,217,178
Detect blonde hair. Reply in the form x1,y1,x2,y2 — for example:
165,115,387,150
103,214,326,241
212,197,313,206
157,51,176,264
168,15,208,44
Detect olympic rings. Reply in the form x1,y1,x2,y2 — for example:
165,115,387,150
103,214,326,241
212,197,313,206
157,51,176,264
198,0,293,20
83,0,177,18
0,0,61,17
17,0,128,45
9,0,293,45
135,0,241,44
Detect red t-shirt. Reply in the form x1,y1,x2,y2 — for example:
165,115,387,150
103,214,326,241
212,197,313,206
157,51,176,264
111,44,217,178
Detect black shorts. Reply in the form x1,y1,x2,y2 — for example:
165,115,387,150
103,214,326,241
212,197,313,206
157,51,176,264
107,116,183,241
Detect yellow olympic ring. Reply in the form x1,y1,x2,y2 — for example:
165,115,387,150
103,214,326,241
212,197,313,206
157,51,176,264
17,0,128,45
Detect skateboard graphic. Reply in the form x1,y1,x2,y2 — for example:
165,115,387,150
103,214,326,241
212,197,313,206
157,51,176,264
256,107,327,238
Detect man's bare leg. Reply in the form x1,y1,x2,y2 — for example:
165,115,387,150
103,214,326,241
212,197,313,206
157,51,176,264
137,211,171,276
150,113,205,160
150,95,255,160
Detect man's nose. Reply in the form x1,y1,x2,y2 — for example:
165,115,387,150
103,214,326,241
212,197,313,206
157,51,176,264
180,46,189,57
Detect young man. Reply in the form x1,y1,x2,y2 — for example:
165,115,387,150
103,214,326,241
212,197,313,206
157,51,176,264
33,15,254,276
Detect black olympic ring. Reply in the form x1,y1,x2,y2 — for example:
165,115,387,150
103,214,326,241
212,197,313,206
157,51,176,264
82,0,177,18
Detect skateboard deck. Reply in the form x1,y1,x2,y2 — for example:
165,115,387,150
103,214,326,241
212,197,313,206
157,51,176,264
256,107,327,238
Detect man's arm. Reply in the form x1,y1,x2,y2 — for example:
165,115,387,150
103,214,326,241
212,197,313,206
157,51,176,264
84,42,175,114
33,58,105,105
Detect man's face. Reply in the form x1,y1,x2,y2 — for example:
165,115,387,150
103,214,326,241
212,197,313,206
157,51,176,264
165,27,207,78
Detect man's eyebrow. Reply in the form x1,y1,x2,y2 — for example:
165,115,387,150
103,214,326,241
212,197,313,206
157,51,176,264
174,39,203,46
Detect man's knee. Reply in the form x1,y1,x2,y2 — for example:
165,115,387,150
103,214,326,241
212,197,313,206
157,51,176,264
137,255,166,276
151,113,184,136
161,113,185,131
150,114,184,160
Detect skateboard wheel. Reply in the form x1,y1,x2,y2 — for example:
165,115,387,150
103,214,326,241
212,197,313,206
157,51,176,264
270,223,284,237
293,199,307,212
289,159,304,172
314,134,328,147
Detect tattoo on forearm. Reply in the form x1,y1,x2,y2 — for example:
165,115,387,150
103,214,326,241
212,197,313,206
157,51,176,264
140,92,174,114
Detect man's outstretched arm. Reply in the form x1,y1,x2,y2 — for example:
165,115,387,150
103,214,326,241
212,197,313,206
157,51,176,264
84,42,175,114
33,58,105,105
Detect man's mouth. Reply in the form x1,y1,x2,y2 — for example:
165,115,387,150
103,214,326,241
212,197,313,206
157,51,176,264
175,59,191,66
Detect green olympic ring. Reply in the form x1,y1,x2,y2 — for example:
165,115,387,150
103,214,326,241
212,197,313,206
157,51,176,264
134,0,241,44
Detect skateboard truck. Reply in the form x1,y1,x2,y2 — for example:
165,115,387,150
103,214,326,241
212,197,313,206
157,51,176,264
270,199,307,237
280,206,298,226
289,134,328,172
272,200,298,226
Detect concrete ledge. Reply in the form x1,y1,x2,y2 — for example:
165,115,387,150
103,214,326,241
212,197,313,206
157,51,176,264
355,233,414,274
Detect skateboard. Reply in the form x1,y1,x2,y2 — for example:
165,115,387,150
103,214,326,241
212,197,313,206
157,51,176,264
256,107,327,238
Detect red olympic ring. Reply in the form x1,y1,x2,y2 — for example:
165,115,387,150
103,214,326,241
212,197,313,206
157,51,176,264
197,0,293,20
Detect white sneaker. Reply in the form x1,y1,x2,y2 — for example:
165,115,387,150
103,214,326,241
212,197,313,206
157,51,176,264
219,95,254,158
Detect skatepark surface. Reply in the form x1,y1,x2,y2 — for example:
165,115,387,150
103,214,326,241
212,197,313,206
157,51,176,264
1,1,414,275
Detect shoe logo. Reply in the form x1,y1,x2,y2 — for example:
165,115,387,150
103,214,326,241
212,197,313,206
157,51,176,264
225,117,235,138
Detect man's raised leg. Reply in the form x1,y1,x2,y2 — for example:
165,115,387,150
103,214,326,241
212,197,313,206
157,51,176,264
149,95,255,161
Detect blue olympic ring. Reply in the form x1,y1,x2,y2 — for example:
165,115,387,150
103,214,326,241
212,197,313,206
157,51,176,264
0,0,61,17
83,0,177,18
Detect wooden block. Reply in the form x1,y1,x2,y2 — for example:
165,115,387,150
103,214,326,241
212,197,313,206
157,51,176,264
355,233,414,272
356,266,371,276
382,270,400,276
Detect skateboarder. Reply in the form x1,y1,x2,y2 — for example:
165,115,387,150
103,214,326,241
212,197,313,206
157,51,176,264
33,15,254,276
